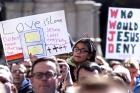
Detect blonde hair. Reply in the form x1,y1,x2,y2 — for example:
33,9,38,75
124,57,139,70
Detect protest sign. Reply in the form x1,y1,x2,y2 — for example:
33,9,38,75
0,10,72,60
106,7,140,60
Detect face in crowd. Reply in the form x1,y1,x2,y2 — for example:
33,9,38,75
76,62,101,83
31,58,60,93
72,38,96,64
124,58,139,79
11,63,26,88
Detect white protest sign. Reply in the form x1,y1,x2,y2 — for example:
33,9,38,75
0,10,72,60
106,7,140,60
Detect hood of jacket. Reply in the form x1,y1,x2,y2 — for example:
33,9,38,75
20,78,32,90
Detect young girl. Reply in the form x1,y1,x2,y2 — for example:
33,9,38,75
67,38,96,82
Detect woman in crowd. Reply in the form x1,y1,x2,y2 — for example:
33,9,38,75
66,38,97,82
124,57,140,93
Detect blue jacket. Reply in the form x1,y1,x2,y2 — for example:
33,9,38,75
18,78,34,93
133,76,140,93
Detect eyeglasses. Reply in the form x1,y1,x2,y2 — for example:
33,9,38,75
32,72,57,79
73,48,89,53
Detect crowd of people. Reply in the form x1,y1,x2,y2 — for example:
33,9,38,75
0,38,139,93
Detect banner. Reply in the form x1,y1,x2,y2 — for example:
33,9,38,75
106,7,140,60
0,10,72,60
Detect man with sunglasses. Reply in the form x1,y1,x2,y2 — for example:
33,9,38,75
30,57,61,93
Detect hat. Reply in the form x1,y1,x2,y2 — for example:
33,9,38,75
0,65,13,83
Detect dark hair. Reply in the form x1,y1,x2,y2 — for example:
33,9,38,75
78,75,129,93
112,72,130,85
31,57,60,76
76,62,101,80
72,38,96,61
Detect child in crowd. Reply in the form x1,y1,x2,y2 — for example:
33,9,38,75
66,38,97,82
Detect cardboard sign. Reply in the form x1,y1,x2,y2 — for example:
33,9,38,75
106,7,140,60
0,10,72,60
